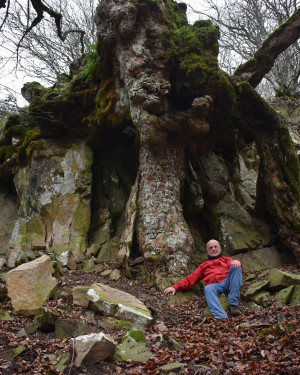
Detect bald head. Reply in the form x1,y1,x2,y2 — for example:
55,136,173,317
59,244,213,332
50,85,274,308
206,239,221,257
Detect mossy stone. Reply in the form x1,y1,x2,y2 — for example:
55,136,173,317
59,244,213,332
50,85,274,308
0,310,13,321
126,329,146,342
268,268,300,291
0,345,26,361
56,352,71,372
33,307,56,333
159,362,184,374
243,280,269,300
275,285,295,306
251,291,271,307
101,316,134,331
55,318,93,338
113,330,151,362
290,285,300,306
97,237,120,262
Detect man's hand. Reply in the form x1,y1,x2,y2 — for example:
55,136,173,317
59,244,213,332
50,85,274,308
231,259,241,268
164,287,176,296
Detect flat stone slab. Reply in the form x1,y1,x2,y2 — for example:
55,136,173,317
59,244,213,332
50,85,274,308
86,283,152,328
244,279,269,300
268,268,300,291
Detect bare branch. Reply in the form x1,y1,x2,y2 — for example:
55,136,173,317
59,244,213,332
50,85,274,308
0,0,10,30
235,8,300,87
16,0,85,57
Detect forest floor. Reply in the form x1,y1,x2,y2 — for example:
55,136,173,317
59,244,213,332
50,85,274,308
0,264,299,375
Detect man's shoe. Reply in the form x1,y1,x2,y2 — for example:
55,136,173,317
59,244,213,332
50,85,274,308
229,305,240,316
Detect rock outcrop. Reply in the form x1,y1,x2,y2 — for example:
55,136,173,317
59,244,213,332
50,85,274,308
6,139,93,268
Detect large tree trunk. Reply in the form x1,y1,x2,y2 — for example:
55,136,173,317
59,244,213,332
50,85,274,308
95,0,300,277
96,0,198,279
136,143,193,275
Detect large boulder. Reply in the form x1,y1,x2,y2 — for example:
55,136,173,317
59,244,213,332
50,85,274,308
6,255,57,315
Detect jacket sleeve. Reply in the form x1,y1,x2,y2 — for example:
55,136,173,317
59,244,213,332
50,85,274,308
172,264,204,291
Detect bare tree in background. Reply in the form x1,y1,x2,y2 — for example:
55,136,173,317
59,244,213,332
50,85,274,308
187,0,300,97
0,0,97,88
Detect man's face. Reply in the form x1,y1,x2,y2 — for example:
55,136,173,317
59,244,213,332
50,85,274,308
207,240,221,257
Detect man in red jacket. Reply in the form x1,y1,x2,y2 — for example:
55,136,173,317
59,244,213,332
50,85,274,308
164,239,242,319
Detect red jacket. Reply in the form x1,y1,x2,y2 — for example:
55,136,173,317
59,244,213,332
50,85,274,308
173,256,240,290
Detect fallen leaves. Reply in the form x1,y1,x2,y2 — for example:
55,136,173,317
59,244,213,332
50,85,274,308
0,266,299,374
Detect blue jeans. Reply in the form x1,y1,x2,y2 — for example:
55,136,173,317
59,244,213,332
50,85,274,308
204,267,243,319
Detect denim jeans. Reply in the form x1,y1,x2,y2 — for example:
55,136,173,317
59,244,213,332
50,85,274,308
204,267,243,319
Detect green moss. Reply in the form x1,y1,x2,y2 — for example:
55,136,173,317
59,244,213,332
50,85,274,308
84,78,121,128
0,144,15,165
161,0,188,28
80,44,101,82
3,124,25,139
0,310,13,320
161,20,219,86
35,307,54,323
156,2,226,120
126,329,146,342
271,128,300,205
17,127,41,165
209,72,237,130
259,327,276,339
239,81,278,123
3,113,21,131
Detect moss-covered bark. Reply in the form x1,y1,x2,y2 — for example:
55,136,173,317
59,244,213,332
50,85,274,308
235,9,300,88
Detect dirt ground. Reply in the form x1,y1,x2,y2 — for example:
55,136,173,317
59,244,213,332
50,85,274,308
0,264,299,374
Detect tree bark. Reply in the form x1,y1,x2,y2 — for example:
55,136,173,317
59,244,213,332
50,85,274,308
235,8,300,88
136,143,193,275
96,0,197,278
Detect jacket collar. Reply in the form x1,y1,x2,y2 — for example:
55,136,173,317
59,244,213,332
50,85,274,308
207,253,223,260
